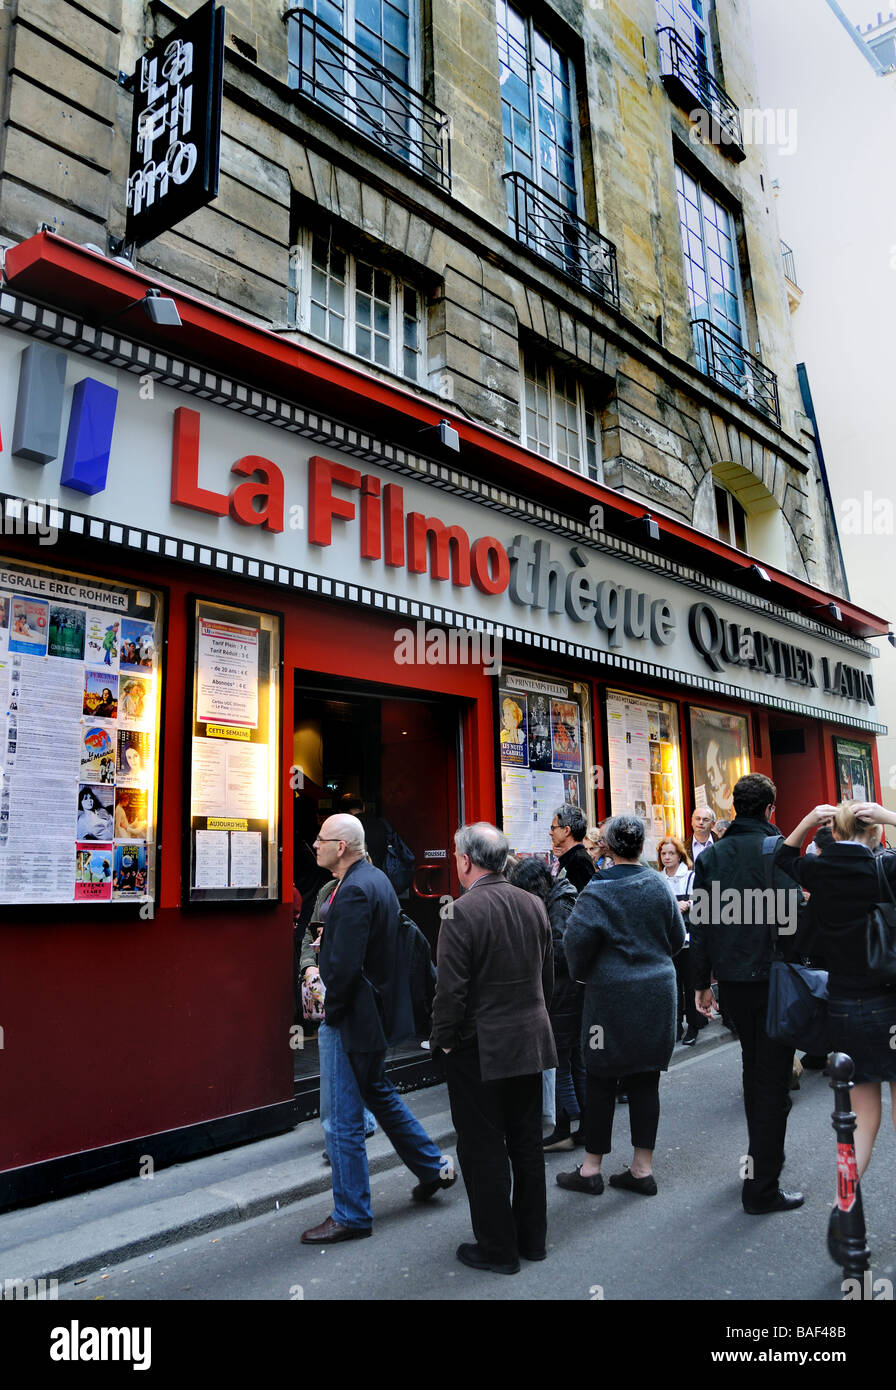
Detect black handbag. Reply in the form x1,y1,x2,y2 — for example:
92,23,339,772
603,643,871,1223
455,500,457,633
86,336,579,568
866,858,896,980
761,837,829,1052
766,958,830,1054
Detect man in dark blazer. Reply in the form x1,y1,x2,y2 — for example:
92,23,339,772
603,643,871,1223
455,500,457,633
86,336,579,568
432,822,557,1274
550,802,596,891
301,814,454,1245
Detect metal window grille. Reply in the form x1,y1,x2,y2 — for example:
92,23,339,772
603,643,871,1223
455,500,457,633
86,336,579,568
692,318,780,426
504,171,619,310
657,25,743,154
286,9,451,190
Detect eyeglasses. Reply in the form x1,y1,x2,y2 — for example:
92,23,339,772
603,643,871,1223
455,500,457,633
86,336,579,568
549,823,561,832
314,837,344,845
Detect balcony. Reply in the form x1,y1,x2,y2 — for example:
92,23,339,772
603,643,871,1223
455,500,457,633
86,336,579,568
692,318,780,427
503,172,619,311
285,9,451,192
657,27,745,162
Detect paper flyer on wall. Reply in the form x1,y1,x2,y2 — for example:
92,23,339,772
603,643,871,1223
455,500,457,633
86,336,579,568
196,618,259,729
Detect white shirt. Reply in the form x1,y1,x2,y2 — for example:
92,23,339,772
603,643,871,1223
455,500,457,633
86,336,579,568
690,834,714,863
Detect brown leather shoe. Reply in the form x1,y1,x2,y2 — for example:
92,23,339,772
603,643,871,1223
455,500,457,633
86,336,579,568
301,1216,372,1244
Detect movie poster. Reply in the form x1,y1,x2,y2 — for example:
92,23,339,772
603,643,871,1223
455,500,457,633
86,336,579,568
689,707,751,823
75,845,114,901
9,598,48,656
499,691,528,766
834,738,875,804
85,610,121,671
83,671,119,719
113,842,147,898
551,699,582,772
80,726,116,784
48,605,86,661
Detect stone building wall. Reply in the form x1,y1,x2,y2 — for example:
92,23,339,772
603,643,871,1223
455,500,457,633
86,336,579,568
0,0,847,596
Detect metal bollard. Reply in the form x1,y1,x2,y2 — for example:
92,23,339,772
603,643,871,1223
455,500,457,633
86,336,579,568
828,1052,870,1286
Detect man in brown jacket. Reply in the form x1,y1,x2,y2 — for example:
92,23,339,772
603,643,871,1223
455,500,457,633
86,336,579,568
431,822,557,1274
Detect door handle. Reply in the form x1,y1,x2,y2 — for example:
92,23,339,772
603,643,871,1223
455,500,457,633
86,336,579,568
412,863,444,899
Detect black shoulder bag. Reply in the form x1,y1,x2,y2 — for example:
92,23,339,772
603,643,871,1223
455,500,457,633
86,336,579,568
864,857,896,980
763,837,829,1054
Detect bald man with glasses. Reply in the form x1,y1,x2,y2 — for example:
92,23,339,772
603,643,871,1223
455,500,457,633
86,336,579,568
301,813,454,1245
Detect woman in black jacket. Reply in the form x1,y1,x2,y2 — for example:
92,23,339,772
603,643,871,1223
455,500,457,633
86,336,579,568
777,800,896,1253
508,859,584,1150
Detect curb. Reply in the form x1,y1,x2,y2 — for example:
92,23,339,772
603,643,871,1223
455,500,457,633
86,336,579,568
3,1113,459,1288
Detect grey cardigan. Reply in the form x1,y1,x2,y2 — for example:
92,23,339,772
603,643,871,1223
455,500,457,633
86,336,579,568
565,867,686,1077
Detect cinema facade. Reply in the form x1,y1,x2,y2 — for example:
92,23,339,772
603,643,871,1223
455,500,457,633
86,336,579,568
0,234,887,1206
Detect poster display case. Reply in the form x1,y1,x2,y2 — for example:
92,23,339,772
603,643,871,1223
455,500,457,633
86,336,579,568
834,737,876,803
498,668,594,857
0,557,161,905
688,705,752,824
606,688,684,864
186,599,280,903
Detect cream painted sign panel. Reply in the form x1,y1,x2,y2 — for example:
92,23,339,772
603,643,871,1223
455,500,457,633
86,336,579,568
0,328,878,726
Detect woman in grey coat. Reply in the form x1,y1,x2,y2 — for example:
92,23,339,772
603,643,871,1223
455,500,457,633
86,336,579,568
557,815,685,1197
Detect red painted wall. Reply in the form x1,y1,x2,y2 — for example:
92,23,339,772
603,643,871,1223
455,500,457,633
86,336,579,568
0,539,496,1173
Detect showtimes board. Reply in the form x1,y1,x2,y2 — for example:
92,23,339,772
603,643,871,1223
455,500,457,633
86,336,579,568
498,669,594,857
605,688,684,866
0,559,161,905
186,599,280,903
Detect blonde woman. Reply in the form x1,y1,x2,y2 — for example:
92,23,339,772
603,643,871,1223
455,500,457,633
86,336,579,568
777,799,896,1258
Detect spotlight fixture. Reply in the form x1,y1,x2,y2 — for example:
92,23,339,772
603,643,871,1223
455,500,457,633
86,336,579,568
418,419,460,452
828,602,843,623
643,514,661,543
888,632,896,648
749,563,771,583
107,287,182,328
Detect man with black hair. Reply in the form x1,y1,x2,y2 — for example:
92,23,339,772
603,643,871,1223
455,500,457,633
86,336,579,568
550,803,596,892
690,773,806,1215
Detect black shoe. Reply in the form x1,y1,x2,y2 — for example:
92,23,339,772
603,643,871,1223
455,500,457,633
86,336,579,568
608,1168,657,1196
456,1242,520,1275
519,1247,547,1261
556,1166,604,1194
542,1117,574,1151
743,1189,804,1215
681,1029,699,1046
411,1171,458,1203
321,1149,331,1166
616,1092,629,1105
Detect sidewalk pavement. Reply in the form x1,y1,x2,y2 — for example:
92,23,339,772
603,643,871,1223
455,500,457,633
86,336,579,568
0,1024,736,1289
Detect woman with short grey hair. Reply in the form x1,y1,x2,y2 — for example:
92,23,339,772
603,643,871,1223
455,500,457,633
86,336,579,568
556,814,685,1197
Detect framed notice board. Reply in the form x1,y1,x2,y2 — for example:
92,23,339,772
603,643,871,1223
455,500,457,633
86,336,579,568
185,598,280,903
0,554,162,908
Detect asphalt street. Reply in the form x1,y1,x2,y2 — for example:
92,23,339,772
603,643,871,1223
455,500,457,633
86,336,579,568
55,1038,896,1304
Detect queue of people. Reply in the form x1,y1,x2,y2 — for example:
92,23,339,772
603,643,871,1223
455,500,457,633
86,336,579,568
294,779,896,1273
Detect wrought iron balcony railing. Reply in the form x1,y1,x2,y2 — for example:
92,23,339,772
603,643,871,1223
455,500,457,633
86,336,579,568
657,26,744,160
692,318,780,426
503,172,619,311
781,241,799,287
285,9,451,192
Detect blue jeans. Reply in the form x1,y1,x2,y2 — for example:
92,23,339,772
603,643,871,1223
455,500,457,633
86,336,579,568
318,1022,444,1230
318,1026,377,1140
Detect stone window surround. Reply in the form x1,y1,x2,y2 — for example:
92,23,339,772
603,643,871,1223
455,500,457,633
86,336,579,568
520,345,602,484
288,224,427,385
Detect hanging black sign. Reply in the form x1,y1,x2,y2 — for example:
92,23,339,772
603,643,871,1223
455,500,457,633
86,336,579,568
124,1,225,249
